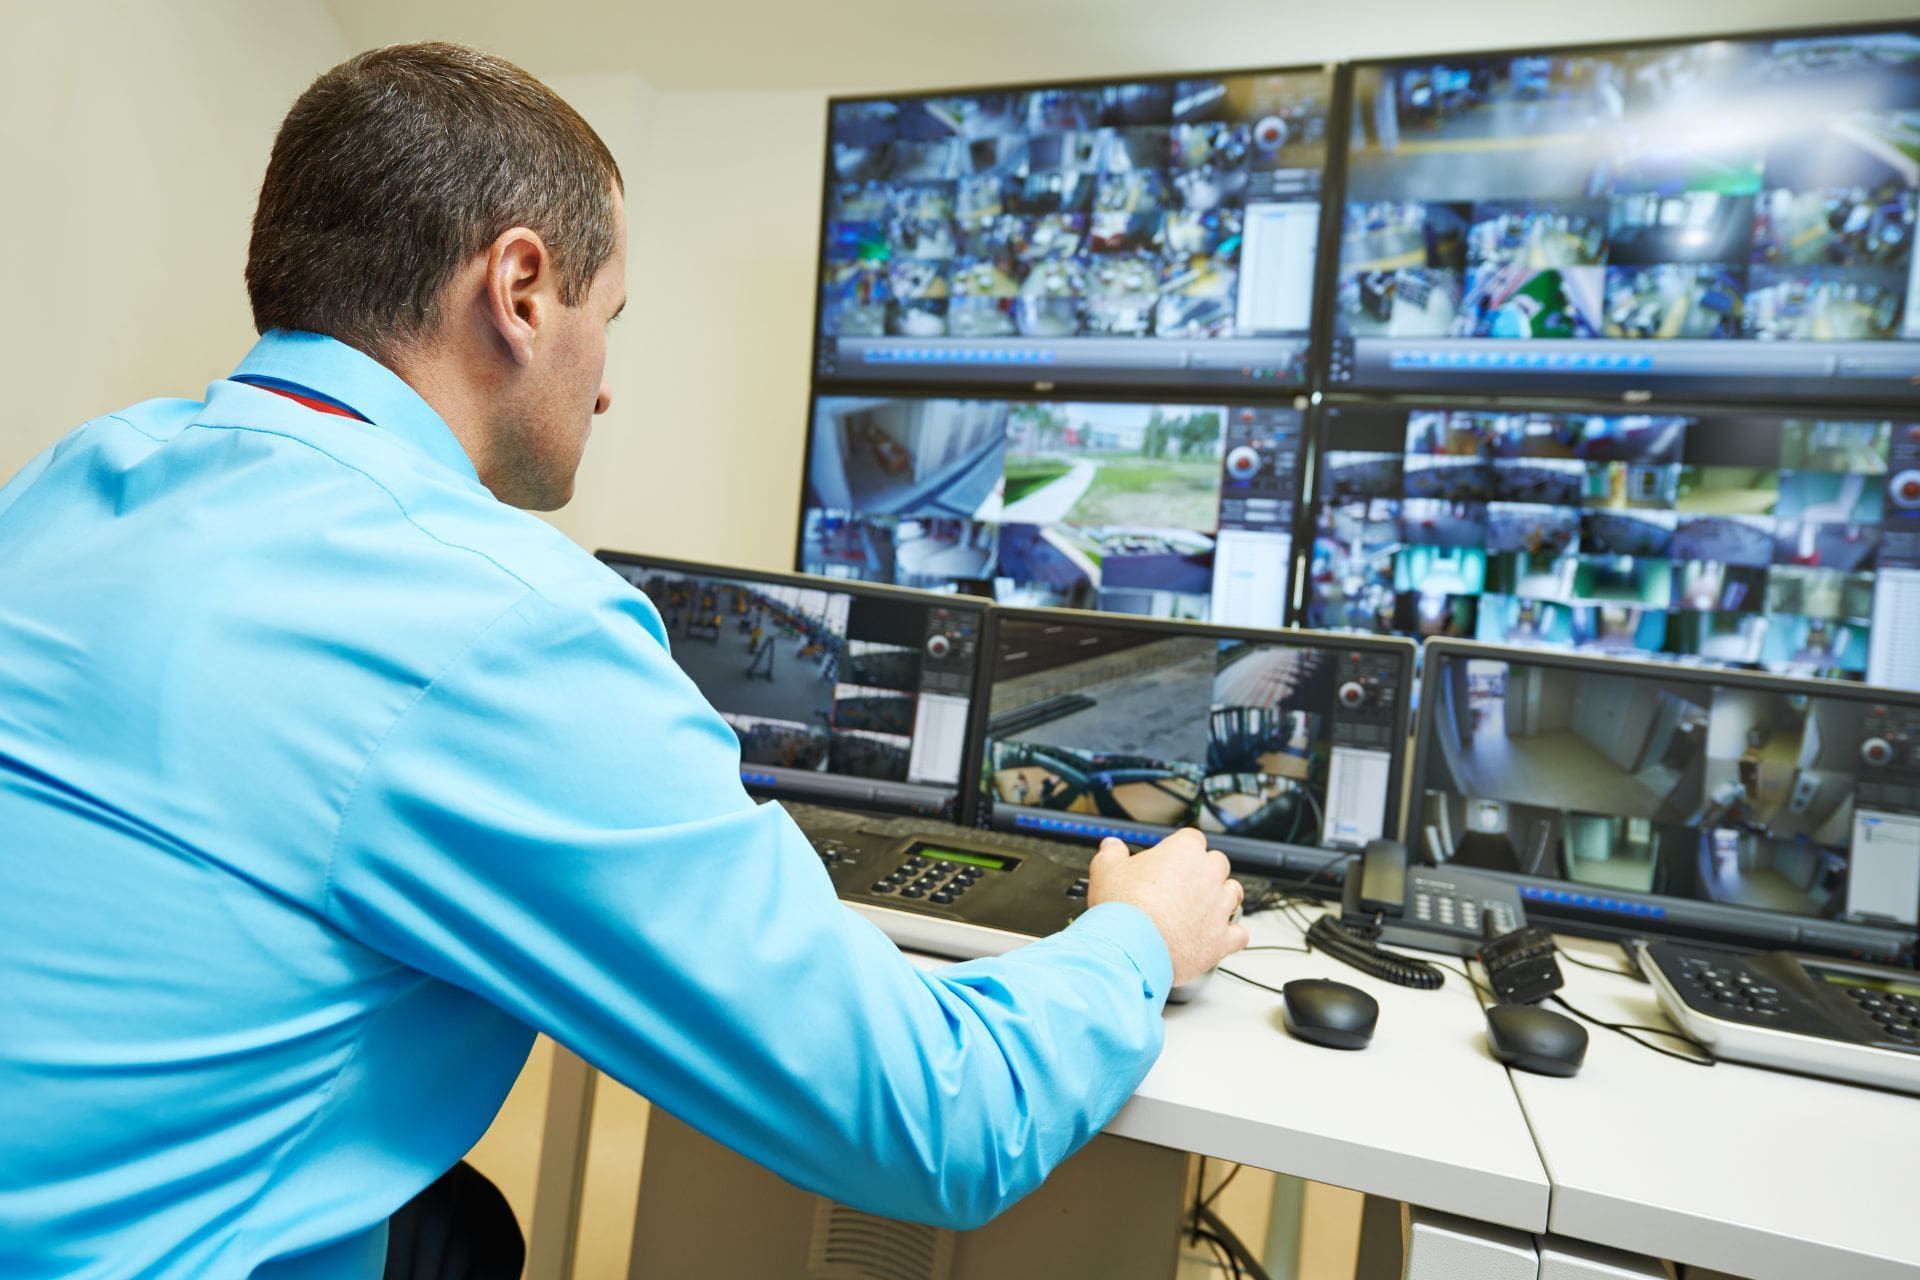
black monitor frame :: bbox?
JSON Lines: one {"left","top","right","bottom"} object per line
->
{"left": 1323, "top": 18, "right": 1920, "bottom": 408}
{"left": 967, "top": 603, "right": 1417, "bottom": 878}
{"left": 596, "top": 550, "right": 995, "bottom": 823}
{"left": 1409, "top": 636, "right": 1920, "bottom": 963}
{"left": 808, "top": 60, "right": 1343, "bottom": 398}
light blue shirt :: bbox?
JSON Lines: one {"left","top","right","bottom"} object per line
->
{"left": 0, "top": 330, "right": 1172, "bottom": 1277}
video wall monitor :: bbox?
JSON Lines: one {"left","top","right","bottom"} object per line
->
{"left": 1412, "top": 640, "right": 1920, "bottom": 964}
{"left": 798, "top": 392, "right": 1306, "bottom": 629}
{"left": 597, "top": 553, "right": 986, "bottom": 822}
{"left": 812, "top": 66, "right": 1334, "bottom": 391}
{"left": 973, "top": 608, "right": 1415, "bottom": 877}
{"left": 1306, "top": 400, "right": 1920, "bottom": 690}
{"left": 1328, "top": 25, "right": 1920, "bottom": 403}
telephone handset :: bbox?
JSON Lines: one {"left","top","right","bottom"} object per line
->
{"left": 1340, "top": 839, "right": 1528, "bottom": 959}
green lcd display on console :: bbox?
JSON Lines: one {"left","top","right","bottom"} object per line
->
{"left": 904, "top": 843, "right": 1017, "bottom": 872}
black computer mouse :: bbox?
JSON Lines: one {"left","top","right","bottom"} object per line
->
{"left": 1281, "top": 978, "right": 1379, "bottom": 1050}
{"left": 1485, "top": 1003, "right": 1587, "bottom": 1077}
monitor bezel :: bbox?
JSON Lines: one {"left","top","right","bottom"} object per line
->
{"left": 595, "top": 549, "right": 996, "bottom": 823}
{"left": 969, "top": 603, "right": 1418, "bottom": 860}
{"left": 806, "top": 59, "right": 1342, "bottom": 399}
{"left": 1408, "top": 635, "right": 1920, "bottom": 954}
{"left": 1325, "top": 17, "right": 1920, "bottom": 409}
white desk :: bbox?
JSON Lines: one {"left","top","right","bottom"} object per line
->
{"left": 1511, "top": 942, "right": 1920, "bottom": 1280}
{"left": 543, "top": 904, "right": 1920, "bottom": 1280}
{"left": 1112, "top": 908, "right": 1551, "bottom": 1235}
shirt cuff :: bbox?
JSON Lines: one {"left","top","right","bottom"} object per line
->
{"left": 1067, "top": 902, "right": 1174, "bottom": 1003}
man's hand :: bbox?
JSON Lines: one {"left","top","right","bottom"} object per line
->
{"left": 1087, "top": 829, "right": 1247, "bottom": 989}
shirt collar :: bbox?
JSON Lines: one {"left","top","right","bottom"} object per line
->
{"left": 228, "top": 329, "right": 481, "bottom": 483}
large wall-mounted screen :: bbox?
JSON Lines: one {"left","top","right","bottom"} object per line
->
{"left": 813, "top": 67, "right": 1333, "bottom": 391}
{"left": 1328, "top": 26, "right": 1920, "bottom": 403}
{"left": 799, "top": 393, "right": 1305, "bottom": 628}
{"left": 1307, "top": 401, "right": 1920, "bottom": 689}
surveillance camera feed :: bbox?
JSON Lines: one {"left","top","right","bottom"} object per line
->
{"left": 799, "top": 394, "right": 1303, "bottom": 628}
{"left": 1328, "top": 27, "right": 1920, "bottom": 401}
{"left": 814, "top": 67, "right": 1332, "bottom": 390}
{"left": 1307, "top": 401, "right": 1920, "bottom": 689}
{"left": 977, "top": 615, "right": 1409, "bottom": 871}
{"left": 602, "top": 559, "right": 984, "bottom": 820}
{"left": 1416, "top": 647, "right": 1920, "bottom": 959}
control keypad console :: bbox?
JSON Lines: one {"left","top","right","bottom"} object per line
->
{"left": 1641, "top": 940, "right": 1920, "bottom": 1094}
{"left": 1668, "top": 952, "right": 1794, "bottom": 1023}
{"left": 790, "top": 801, "right": 1104, "bottom": 943}
{"left": 868, "top": 848, "right": 1016, "bottom": 905}
{"left": 787, "top": 800, "right": 1272, "bottom": 962}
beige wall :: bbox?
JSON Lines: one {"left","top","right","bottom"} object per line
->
{"left": 0, "top": 0, "right": 350, "bottom": 484}
{"left": 542, "top": 76, "right": 823, "bottom": 570}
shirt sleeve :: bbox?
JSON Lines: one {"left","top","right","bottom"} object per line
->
{"left": 323, "top": 585, "right": 1172, "bottom": 1230}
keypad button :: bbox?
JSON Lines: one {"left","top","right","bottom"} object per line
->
{"left": 900, "top": 887, "right": 925, "bottom": 899}
{"left": 931, "top": 891, "right": 954, "bottom": 905}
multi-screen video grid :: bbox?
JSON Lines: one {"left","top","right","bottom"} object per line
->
{"left": 1309, "top": 402, "right": 1920, "bottom": 688}
{"left": 1330, "top": 28, "right": 1920, "bottom": 399}
{"left": 800, "top": 394, "right": 1301, "bottom": 627}
{"left": 815, "top": 69, "right": 1331, "bottom": 389}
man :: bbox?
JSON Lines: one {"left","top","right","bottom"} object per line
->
{"left": 0, "top": 44, "right": 1246, "bottom": 1278}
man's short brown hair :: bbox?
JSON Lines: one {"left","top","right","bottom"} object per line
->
{"left": 246, "top": 43, "right": 622, "bottom": 362}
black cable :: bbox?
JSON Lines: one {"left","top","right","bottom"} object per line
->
{"left": 1245, "top": 848, "right": 1352, "bottom": 916}
{"left": 1199, "top": 1161, "right": 1244, "bottom": 1215}
{"left": 1219, "top": 965, "right": 1289, "bottom": 998}
{"left": 1558, "top": 948, "right": 1640, "bottom": 979}
{"left": 1275, "top": 896, "right": 1320, "bottom": 941}
{"left": 1190, "top": 1228, "right": 1243, "bottom": 1280}
{"left": 1305, "top": 914, "right": 1445, "bottom": 989}
{"left": 1548, "top": 993, "right": 1716, "bottom": 1067}
{"left": 1432, "top": 959, "right": 1498, "bottom": 1002}
{"left": 1194, "top": 1203, "right": 1273, "bottom": 1280}
{"left": 1240, "top": 942, "right": 1313, "bottom": 956}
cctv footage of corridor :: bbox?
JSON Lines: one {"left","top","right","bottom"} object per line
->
{"left": 607, "top": 562, "right": 983, "bottom": 819}
{"left": 1416, "top": 649, "right": 1920, "bottom": 934}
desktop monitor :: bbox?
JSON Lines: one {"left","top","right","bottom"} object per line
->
{"left": 972, "top": 608, "right": 1415, "bottom": 877}
{"left": 1327, "top": 23, "right": 1920, "bottom": 403}
{"left": 798, "top": 392, "right": 1306, "bottom": 629}
{"left": 1306, "top": 399, "right": 1920, "bottom": 690}
{"left": 812, "top": 65, "right": 1334, "bottom": 391}
{"left": 597, "top": 552, "right": 987, "bottom": 821}
{"left": 1411, "top": 639, "right": 1920, "bottom": 963}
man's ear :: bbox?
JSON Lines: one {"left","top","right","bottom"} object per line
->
{"left": 482, "top": 227, "right": 551, "bottom": 367}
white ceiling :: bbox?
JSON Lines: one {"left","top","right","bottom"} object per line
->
{"left": 321, "top": 0, "right": 1920, "bottom": 94}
